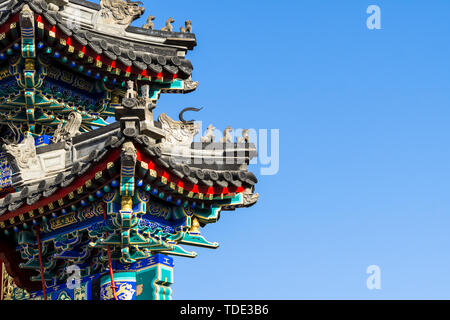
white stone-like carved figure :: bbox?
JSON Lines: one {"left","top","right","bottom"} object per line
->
{"left": 98, "top": 0, "right": 145, "bottom": 26}
{"left": 220, "top": 126, "right": 233, "bottom": 143}
{"left": 159, "top": 113, "right": 200, "bottom": 146}
{"left": 201, "top": 124, "right": 215, "bottom": 143}
{"left": 161, "top": 17, "right": 174, "bottom": 32}
{"left": 126, "top": 80, "right": 137, "bottom": 98}
{"left": 183, "top": 77, "right": 199, "bottom": 92}
{"left": 1, "top": 123, "right": 21, "bottom": 145}
{"left": 242, "top": 189, "right": 259, "bottom": 207}
{"left": 52, "top": 112, "right": 82, "bottom": 143}
{"left": 237, "top": 129, "right": 250, "bottom": 143}
{"left": 4, "top": 134, "right": 38, "bottom": 169}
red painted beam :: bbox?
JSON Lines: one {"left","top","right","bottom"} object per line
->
{"left": 136, "top": 147, "right": 242, "bottom": 196}
{"left": 0, "top": 148, "right": 121, "bottom": 223}
{"left": 0, "top": 13, "right": 19, "bottom": 34}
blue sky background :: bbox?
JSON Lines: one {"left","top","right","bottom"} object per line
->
{"left": 132, "top": 0, "right": 450, "bottom": 299}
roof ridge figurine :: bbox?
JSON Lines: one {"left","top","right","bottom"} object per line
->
{"left": 161, "top": 17, "right": 175, "bottom": 32}
{"left": 98, "top": 0, "right": 145, "bottom": 26}
{"left": 3, "top": 134, "right": 38, "bottom": 170}
{"left": 220, "top": 126, "right": 233, "bottom": 143}
{"left": 201, "top": 124, "right": 216, "bottom": 143}
{"left": 142, "top": 14, "right": 155, "bottom": 30}
{"left": 52, "top": 112, "right": 82, "bottom": 144}
{"left": 237, "top": 129, "right": 251, "bottom": 144}
{"left": 180, "top": 20, "right": 192, "bottom": 33}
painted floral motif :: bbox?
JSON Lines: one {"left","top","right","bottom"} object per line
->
{"left": 101, "top": 282, "right": 136, "bottom": 300}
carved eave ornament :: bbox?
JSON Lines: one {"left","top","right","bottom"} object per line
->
{"left": 158, "top": 113, "right": 199, "bottom": 147}
{"left": 3, "top": 135, "right": 39, "bottom": 171}
{"left": 242, "top": 189, "right": 259, "bottom": 207}
{"left": 95, "top": 0, "right": 145, "bottom": 28}
{"left": 183, "top": 77, "right": 199, "bottom": 93}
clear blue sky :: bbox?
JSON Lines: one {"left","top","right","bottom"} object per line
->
{"left": 133, "top": 0, "right": 450, "bottom": 299}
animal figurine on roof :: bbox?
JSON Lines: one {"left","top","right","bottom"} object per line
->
{"left": 161, "top": 17, "right": 175, "bottom": 32}
{"left": 180, "top": 20, "right": 192, "bottom": 33}
{"left": 3, "top": 134, "right": 38, "bottom": 170}
{"left": 237, "top": 129, "right": 250, "bottom": 143}
{"left": 220, "top": 126, "right": 233, "bottom": 143}
{"left": 99, "top": 0, "right": 145, "bottom": 26}
{"left": 201, "top": 124, "right": 216, "bottom": 143}
{"left": 142, "top": 14, "right": 155, "bottom": 30}
{"left": 52, "top": 112, "right": 82, "bottom": 143}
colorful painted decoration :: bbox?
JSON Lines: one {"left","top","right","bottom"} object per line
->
{"left": 0, "top": 0, "right": 258, "bottom": 301}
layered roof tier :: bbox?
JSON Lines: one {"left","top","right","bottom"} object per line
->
{"left": 0, "top": 0, "right": 259, "bottom": 295}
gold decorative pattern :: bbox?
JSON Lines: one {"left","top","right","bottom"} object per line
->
{"left": 74, "top": 284, "right": 87, "bottom": 300}
{"left": 121, "top": 196, "right": 133, "bottom": 212}
{"left": 190, "top": 217, "right": 200, "bottom": 233}
{"left": 1, "top": 263, "right": 16, "bottom": 300}
{"left": 0, "top": 68, "right": 10, "bottom": 79}
{"left": 149, "top": 169, "right": 157, "bottom": 179}
{"left": 50, "top": 212, "right": 77, "bottom": 230}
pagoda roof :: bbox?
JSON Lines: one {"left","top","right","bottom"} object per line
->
{"left": 1, "top": 0, "right": 197, "bottom": 47}
{"left": 0, "top": 0, "right": 196, "bottom": 82}
{"left": 0, "top": 115, "right": 258, "bottom": 230}
{"left": 0, "top": 1, "right": 259, "bottom": 294}
{"left": 0, "top": 112, "right": 259, "bottom": 291}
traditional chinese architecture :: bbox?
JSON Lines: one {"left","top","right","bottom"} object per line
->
{"left": 0, "top": 0, "right": 258, "bottom": 300}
